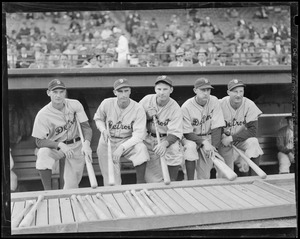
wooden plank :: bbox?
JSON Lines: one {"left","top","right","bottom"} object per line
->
{"left": 204, "top": 186, "right": 244, "bottom": 209}
{"left": 164, "top": 189, "right": 197, "bottom": 213}
{"left": 35, "top": 199, "right": 48, "bottom": 227}
{"left": 245, "top": 184, "right": 291, "bottom": 205}
{"left": 154, "top": 189, "right": 186, "bottom": 214}
{"left": 113, "top": 192, "right": 136, "bottom": 218}
{"left": 184, "top": 187, "right": 220, "bottom": 211}
{"left": 225, "top": 185, "right": 265, "bottom": 207}
{"left": 253, "top": 180, "right": 296, "bottom": 203}
{"left": 59, "top": 197, "right": 75, "bottom": 224}
{"left": 212, "top": 185, "right": 254, "bottom": 208}
{"left": 91, "top": 195, "right": 113, "bottom": 219}
{"left": 11, "top": 201, "right": 25, "bottom": 223}
{"left": 48, "top": 198, "right": 61, "bottom": 225}
{"left": 174, "top": 188, "right": 209, "bottom": 212}
{"left": 145, "top": 190, "right": 173, "bottom": 214}
{"left": 102, "top": 193, "right": 125, "bottom": 217}
{"left": 231, "top": 184, "right": 274, "bottom": 206}
{"left": 194, "top": 187, "right": 232, "bottom": 210}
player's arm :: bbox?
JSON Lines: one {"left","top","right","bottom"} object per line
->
{"left": 276, "top": 128, "right": 293, "bottom": 154}
{"left": 80, "top": 121, "right": 92, "bottom": 143}
{"left": 231, "top": 120, "right": 258, "bottom": 142}
{"left": 184, "top": 133, "right": 206, "bottom": 146}
{"left": 35, "top": 138, "right": 60, "bottom": 149}
{"left": 211, "top": 127, "right": 222, "bottom": 149}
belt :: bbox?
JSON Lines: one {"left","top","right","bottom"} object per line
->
{"left": 197, "top": 133, "right": 211, "bottom": 136}
{"left": 63, "top": 137, "right": 81, "bottom": 145}
{"left": 149, "top": 132, "right": 167, "bottom": 138}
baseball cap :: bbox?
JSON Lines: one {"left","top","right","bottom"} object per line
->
{"left": 114, "top": 78, "right": 131, "bottom": 90}
{"left": 228, "top": 79, "right": 245, "bottom": 91}
{"left": 48, "top": 79, "right": 66, "bottom": 91}
{"left": 155, "top": 75, "right": 173, "bottom": 87}
{"left": 175, "top": 48, "right": 184, "bottom": 56}
{"left": 194, "top": 78, "right": 214, "bottom": 89}
{"left": 285, "top": 115, "right": 293, "bottom": 120}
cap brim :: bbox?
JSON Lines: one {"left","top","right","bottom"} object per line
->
{"left": 50, "top": 86, "right": 66, "bottom": 91}
{"left": 197, "top": 85, "right": 214, "bottom": 89}
{"left": 155, "top": 80, "right": 172, "bottom": 87}
{"left": 229, "top": 84, "right": 245, "bottom": 91}
{"left": 114, "top": 84, "right": 131, "bottom": 90}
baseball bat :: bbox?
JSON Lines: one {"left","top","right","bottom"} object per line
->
{"left": 153, "top": 116, "right": 171, "bottom": 185}
{"left": 77, "top": 195, "right": 98, "bottom": 221}
{"left": 211, "top": 150, "right": 238, "bottom": 181}
{"left": 124, "top": 190, "right": 145, "bottom": 217}
{"left": 96, "top": 193, "right": 127, "bottom": 219}
{"left": 106, "top": 121, "right": 115, "bottom": 186}
{"left": 130, "top": 190, "right": 155, "bottom": 216}
{"left": 85, "top": 195, "right": 109, "bottom": 220}
{"left": 143, "top": 189, "right": 171, "bottom": 214}
{"left": 71, "top": 195, "right": 88, "bottom": 222}
{"left": 232, "top": 145, "right": 267, "bottom": 179}
{"left": 140, "top": 189, "right": 163, "bottom": 215}
{"left": 75, "top": 114, "right": 98, "bottom": 189}
{"left": 12, "top": 200, "right": 34, "bottom": 228}
{"left": 19, "top": 195, "right": 44, "bottom": 228}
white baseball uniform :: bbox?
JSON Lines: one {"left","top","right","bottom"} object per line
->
{"left": 181, "top": 95, "right": 226, "bottom": 179}
{"left": 32, "top": 98, "right": 88, "bottom": 189}
{"left": 94, "top": 97, "right": 149, "bottom": 186}
{"left": 218, "top": 96, "right": 264, "bottom": 171}
{"left": 139, "top": 94, "right": 184, "bottom": 183}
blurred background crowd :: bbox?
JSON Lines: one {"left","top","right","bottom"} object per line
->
{"left": 6, "top": 6, "right": 292, "bottom": 69}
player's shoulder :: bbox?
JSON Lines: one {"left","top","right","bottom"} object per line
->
{"left": 140, "top": 94, "right": 155, "bottom": 102}
{"left": 169, "top": 97, "right": 181, "bottom": 108}
{"left": 181, "top": 97, "right": 194, "bottom": 107}
{"left": 218, "top": 96, "right": 229, "bottom": 104}
{"left": 209, "top": 95, "right": 220, "bottom": 102}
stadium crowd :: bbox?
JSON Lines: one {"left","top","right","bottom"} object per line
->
{"left": 6, "top": 7, "right": 291, "bottom": 69}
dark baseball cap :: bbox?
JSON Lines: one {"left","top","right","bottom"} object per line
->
{"left": 114, "top": 78, "right": 131, "bottom": 90}
{"left": 228, "top": 79, "right": 245, "bottom": 91}
{"left": 194, "top": 78, "right": 214, "bottom": 89}
{"left": 155, "top": 75, "right": 173, "bottom": 87}
{"left": 48, "top": 79, "right": 66, "bottom": 91}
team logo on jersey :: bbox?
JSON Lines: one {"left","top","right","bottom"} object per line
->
{"left": 225, "top": 118, "right": 246, "bottom": 128}
{"left": 55, "top": 117, "right": 75, "bottom": 135}
{"left": 108, "top": 120, "right": 134, "bottom": 131}
{"left": 192, "top": 114, "right": 212, "bottom": 126}
{"left": 157, "top": 117, "right": 171, "bottom": 126}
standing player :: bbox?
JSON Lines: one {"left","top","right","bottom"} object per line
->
{"left": 218, "top": 79, "right": 264, "bottom": 176}
{"left": 94, "top": 78, "right": 149, "bottom": 186}
{"left": 32, "top": 79, "right": 93, "bottom": 190}
{"left": 276, "top": 116, "right": 294, "bottom": 174}
{"left": 181, "top": 78, "right": 225, "bottom": 180}
{"left": 139, "top": 75, "right": 183, "bottom": 183}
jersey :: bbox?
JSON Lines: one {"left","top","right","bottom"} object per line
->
{"left": 139, "top": 94, "right": 183, "bottom": 139}
{"left": 219, "top": 96, "right": 262, "bottom": 135}
{"left": 93, "top": 97, "right": 147, "bottom": 143}
{"left": 181, "top": 95, "right": 225, "bottom": 135}
{"left": 32, "top": 99, "right": 88, "bottom": 142}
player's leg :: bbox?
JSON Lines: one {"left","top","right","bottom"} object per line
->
{"left": 278, "top": 152, "right": 291, "bottom": 174}
{"left": 182, "top": 139, "right": 198, "bottom": 180}
{"left": 36, "top": 147, "right": 64, "bottom": 190}
{"left": 164, "top": 140, "right": 183, "bottom": 181}
{"left": 124, "top": 141, "right": 149, "bottom": 184}
{"left": 195, "top": 150, "right": 214, "bottom": 179}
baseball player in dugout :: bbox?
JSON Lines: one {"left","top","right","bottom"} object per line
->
{"left": 218, "top": 79, "right": 264, "bottom": 176}
{"left": 276, "top": 116, "right": 294, "bottom": 174}
{"left": 93, "top": 78, "right": 150, "bottom": 186}
{"left": 181, "top": 78, "right": 225, "bottom": 180}
{"left": 32, "top": 79, "right": 93, "bottom": 190}
{"left": 139, "top": 75, "right": 184, "bottom": 183}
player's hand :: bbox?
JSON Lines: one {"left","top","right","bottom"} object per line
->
{"left": 201, "top": 140, "right": 216, "bottom": 155}
{"left": 58, "top": 142, "right": 74, "bottom": 159}
{"left": 288, "top": 152, "right": 295, "bottom": 163}
{"left": 112, "top": 145, "right": 124, "bottom": 163}
{"left": 235, "top": 157, "right": 249, "bottom": 172}
{"left": 81, "top": 140, "right": 93, "bottom": 163}
{"left": 147, "top": 106, "right": 157, "bottom": 118}
{"left": 102, "top": 129, "right": 110, "bottom": 143}
{"left": 221, "top": 135, "right": 233, "bottom": 147}
{"left": 154, "top": 141, "right": 169, "bottom": 156}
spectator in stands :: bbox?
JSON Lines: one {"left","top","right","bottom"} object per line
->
{"left": 212, "top": 51, "right": 235, "bottom": 66}
{"left": 47, "top": 26, "right": 60, "bottom": 43}
{"left": 29, "top": 53, "right": 47, "bottom": 69}
{"left": 16, "top": 21, "right": 31, "bottom": 39}
{"left": 202, "top": 26, "right": 214, "bottom": 42}
{"left": 280, "top": 41, "right": 291, "bottom": 65}
{"left": 276, "top": 20, "right": 289, "bottom": 40}
{"left": 7, "top": 47, "right": 18, "bottom": 69}
{"left": 184, "top": 48, "right": 196, "bottom": 65}
{"left": 113, "top": 27, "right": 129, "bottom": 67}
{"left": 259, "top": 41, "right": 278, "bottom": 65}
{"left": 16, "top": 46, "right": 34, "bottom": 68}
{"left": 16, "top": 35, "right": 31, "bottom": 51}
{"left": 211, "top": 24, "right": 225, "bottom": 40}
{"left": 230, "top": 8, "right": 239, "bottom": 18}
{"left": 156, "top": 36, "right": 169, "bottom": 65}
{"left": 193, "top": 48, "right": 210, "bottom": 66}
{"left": 276, "top": 116, "right": 294, "bottom": 174}
{"left": 83, "top": 54, "right": 101, "bottom": 68}
{"left": 132, "top": 11, "right": 141, "bottom": 29}
{"left": 253, "top": 32, "right": 265, "bottom": 47}
{"left": 102, "top": 49, "right": 120, "bottom": 68}
{"left": 125, "top": 11, "right": 134, "bottom": 34}
{"left": 47, "top": 48, "right": 62, "bottom": 68}
{"left": 206, "top": 41, "right": 219, "bottom": 63}
{"left": 169, "top": 48, "right": 193, "bottom": 67}
{"left": 149, "top": 17, "right": 159, "bottom": 31}
{"left": 246, "top": 42, "right": 262, "bottom": 65}
{"left": 57, "top": 54, "right": 72, "bottom": 68}
{"left": 101, "top": 23, "right": 113, "bottom": 40}
{"left": 63, "top": 43, "right": 78, "bottom": 67}
{"left": 77, "top": 46, "right": 90, "bottom": 67}
{"left": 203, "top": 16, "right": 213, "bottom": 28}
{"left": 253, "top": 6, "right": 268, "bottom": 19}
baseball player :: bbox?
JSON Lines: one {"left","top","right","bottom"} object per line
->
{"left": 94, "top": 78, "right": 149, "bottom": 186}
{"left": 139, "top": 75, "right": 184, "bottom": 183}
{"left": 276, "top": 116, "right": 294, "bottom": 174}
{"left": 218, "top": 79, "right": 264, "bottom": 176}
{"left": 32, "top": 79, "right": 93, "bottom": 190}
{"left": 181, "top": 78, "right": 225, "bottom": 180}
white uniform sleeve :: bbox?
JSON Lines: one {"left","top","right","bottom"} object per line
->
{"left": 181, "top": 104, "right": 194, "bottom": 134}
{"left": 211, "top": 97, "right": 226, "bottom": 129}
{"left": 245, "top": 99, "right": 263, "bottom": 122}
{"left": 32, "top": 111, "right": 50, "bottom": 139}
